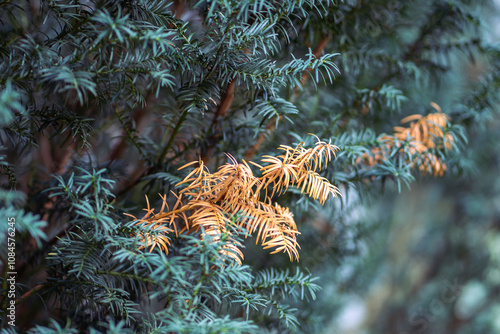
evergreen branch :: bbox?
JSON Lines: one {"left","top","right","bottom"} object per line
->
{"left": 113, "top": 104, "right": 146, "bottom": 159}
{"left": 244, "top": 34, "right": 333, "bottom": 159}
{"left": 296, "top": 33, "right": 331, "bottom": 93}
{"left": 129, "top": 136, "right": 340, "bottom": 261}
{"left": 157, "top": 109, "right": 189, "bottom": 164}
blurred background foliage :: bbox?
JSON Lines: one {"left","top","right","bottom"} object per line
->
{"left": 0, "top": 0, "right": 499, "bottom": 333}
{"left": 322, "top": 108, "right": 500, "bottom": 334}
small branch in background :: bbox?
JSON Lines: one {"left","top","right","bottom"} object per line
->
{"left": 203, "top": 80, "right": 236, "bottom": 162}
{"left": 108, "top": 89, "right": 154, "bottom": 166}
{"left": 110, "top": 98, "right": 152, "bottom": 164}
{"left": 16, "top": 284, "right": 44, "bottom": 305}
{"left": 54, "top": 142, "right": 75, "bottom": 176}
{"left": 244, "top": 34, "right": 331, "bottom": 160}
{"left": 173, "top": 0, "right": 184, "bottom": 19}
{"left": 116, "top": 161, "right": 149, "bottom": 197}
{"left": 2, "top": 165, "right": 17, "bottom": 189}
{"left": 294, "top": 34, "right": 331, "bottom": 98}
{"left": 39, "top": 134, "right": 54, "bottom": 176}
{"left": 157, "top": 109, "right": 189, "bottom": 164}
{"left": 244, "top": 119, "right": 279, "bottom": 160}
{"left": 211, "top": 80, "right": 235, "bottom": 129}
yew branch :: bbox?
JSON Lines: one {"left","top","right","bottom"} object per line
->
{"left": 244, "top": 34, "right": 331, "bottom": 160}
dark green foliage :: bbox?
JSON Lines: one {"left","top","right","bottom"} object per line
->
{"left": 22, "top": 169, "right": 320, "bottom": 332}
{"left": 0, "top": 0, "right": 499, "bottom": 333}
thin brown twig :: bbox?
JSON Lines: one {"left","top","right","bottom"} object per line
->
{"left": 109, "top": 97, "right": 151, "bottom": 164}
{"left": 16, "top": 284, "right": 44, "bottom": 305}
{"left": 202, "top": 80, "right": 236, "bottom": 162}
{"left": 244, "top": 34, "right": 331, "bottom": 160}
{"left": 210, "top": 80, "right": 235, "bottom": 128}
{"left": 116, "top": 161, "right": 149, "bottom": 197}
{"left": 294, "top": 34, "right": 331, "bottom": 97}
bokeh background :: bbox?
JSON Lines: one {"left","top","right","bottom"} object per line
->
{"left": 315, "top": 3, "right": 500, "bottom": 332}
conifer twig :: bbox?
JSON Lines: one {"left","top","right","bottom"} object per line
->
{"left": 109, "top": 100, "right": 150, "bottom": 164}
{"left": 244, "top": 34, "right": 331, "bottom": 160}
{"left": 203, "top": 80, "right": 236, "bottom": 162}
{"left": 16, "top": 284, "right": 44, "bottom": 305}
{"left": 157, "top": 109, "right": 189, "bottom": 163}
{"left": 295, "top": 34, "right": 331, "bottom": 96}
{"left": 211, "top": 80, "right": 235, "bottom": 128}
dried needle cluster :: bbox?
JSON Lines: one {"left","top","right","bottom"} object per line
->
{"left": 360, "top": 104, "right": 454, "bottom": 177}
{"left": 126, "top": 138, "right": 340, "bottom": 262}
